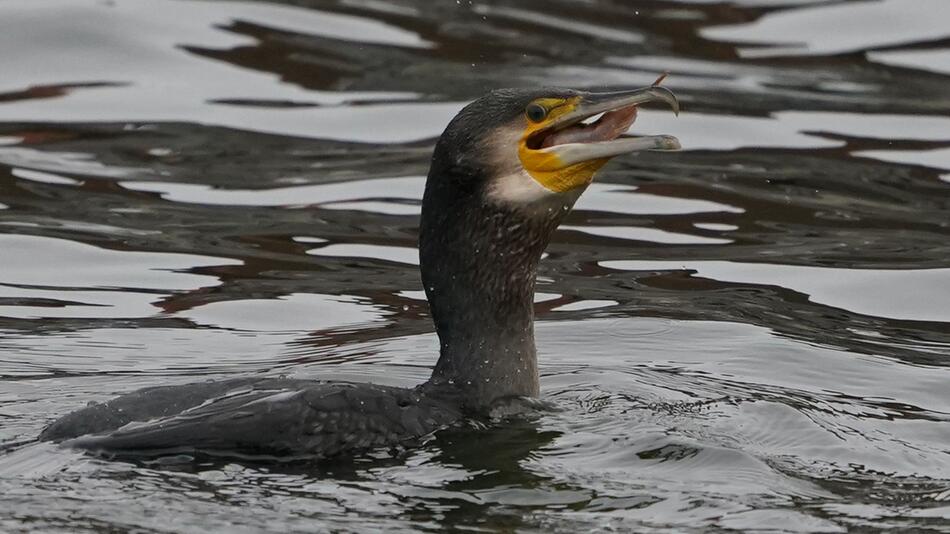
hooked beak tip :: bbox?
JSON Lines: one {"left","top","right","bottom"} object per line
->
{"left": 647, "top": 86, "right": 680, "bottom": 117}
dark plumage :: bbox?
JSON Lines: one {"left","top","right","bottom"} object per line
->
{"left": 41, "top": 379, "right": 461, "bottom": 460}
{"left": 40, "top": 86, "right": 680, "bottom": 461}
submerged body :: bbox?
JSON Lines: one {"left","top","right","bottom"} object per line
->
{"left": 40, "top": 379, "right": 462, "bottom": 460}
{"left": 41, "top": 84, "right": 681, "bottom": 460}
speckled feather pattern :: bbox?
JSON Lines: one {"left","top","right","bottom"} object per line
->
{"left": 41, "top": 378, "right": 462, "bottom": 460}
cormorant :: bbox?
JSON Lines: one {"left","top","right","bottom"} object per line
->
{"left": 40, "top": 85, "right": 681, "bottom": 461}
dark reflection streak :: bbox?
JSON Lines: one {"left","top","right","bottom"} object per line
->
{"left": 209, "top": 98, "right": 320, "bottom": 108}
{"left": 182, "top": 24, "right": 360, "bottom": 92}
{"left": 621, "top": 152, "right": 950, "bottom": 245}
{"left": 305, "top": 0, "right": 567, "bottom": 63}
{"left": 630, "top": 272, "right": 950, "bottom": 367}
{"left": 867, "top": 35, "right": 950, "bottom": 54}
{"left": 0, "top": 122, "right": 433, "bottom": 188}
{"left": 537, "top": 251, "right": 950, "bottom": 369}
{"left": 0, "top": 296, "right": 106, "bottom": 309}
{"left": 812, "top": 134, "right": 950, "bottom": 156}
{"left": 0, "top": 82, "right": 126, "bottom": 104}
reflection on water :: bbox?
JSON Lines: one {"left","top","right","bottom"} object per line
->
{"left": 603, "top": 259, "right": 950, "bottom": 322}
{"left": 702, "top": 0, "right": 948, "bottom": 58}
{"left": 1, "top": 0, "right": 949, "bottom": 532}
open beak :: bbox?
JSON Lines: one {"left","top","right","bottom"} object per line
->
{"left": 528, "top": 86, "right": 681, "bottom": 166}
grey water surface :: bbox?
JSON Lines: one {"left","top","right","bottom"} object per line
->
{"left": 1, "top": 0, "right": 949, "bottom": 532}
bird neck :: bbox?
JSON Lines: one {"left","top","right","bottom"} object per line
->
{"left": 419, "top": 175, "right": 571, "bottom": 411}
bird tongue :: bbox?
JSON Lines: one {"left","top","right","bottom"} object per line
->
{"left": 541, "top": 105, "right": 639, "bottom": 149}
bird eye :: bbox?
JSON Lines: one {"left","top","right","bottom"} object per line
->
{"left": 525, "top": 103, "right": 548, "bottom": 123}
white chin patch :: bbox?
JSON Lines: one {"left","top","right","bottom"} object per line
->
{"left": 485, "top": 169, "right": 557, "bottom": 205}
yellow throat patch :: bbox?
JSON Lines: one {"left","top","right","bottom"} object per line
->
{"left": 517, "top": 96, "right": 609, "bottom": 193}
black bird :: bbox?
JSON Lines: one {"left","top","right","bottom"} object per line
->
{"left": 40, "top": 85, "right": 681, "bottom": 461}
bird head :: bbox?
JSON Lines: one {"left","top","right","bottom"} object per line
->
{"left": 427, "top": 84, "right": 680, "bottom": 208}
